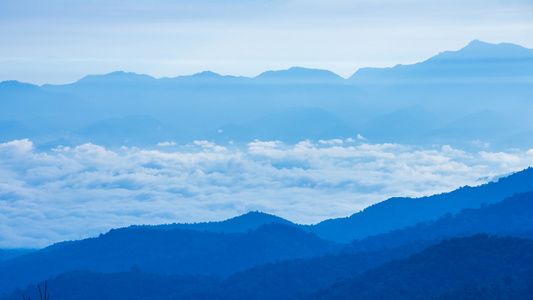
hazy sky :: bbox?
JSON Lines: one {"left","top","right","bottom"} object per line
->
{"left": 1, "top": 0, "right": 532, "bottom": 84}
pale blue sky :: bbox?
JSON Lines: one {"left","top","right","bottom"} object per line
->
{"left": 1, "top": 0, "right": 532, "bottom": 84}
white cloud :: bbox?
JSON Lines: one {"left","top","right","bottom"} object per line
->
{"left": 479, "top": 151, "right": 522, "bottom": 168}
{"left": 319, "top": 139, "right": 343, "bottom": 145}
{"left": 0, "top": 138, "right": 34, "bottom": 155}
{"left": 0, "top": 139, "right": 532, "bottom": 248}
{"left": 157, "top": 141, "right": 177, "bottom": 147}
{"left": 193, "top": 140, "right": 227, "bottom": 152}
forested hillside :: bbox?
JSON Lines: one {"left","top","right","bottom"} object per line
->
{"left": 0, "top": 224, "right": 339, "bottom": 295}
{"left": 9, "top": 235, "right": 533, "bottom": 300}
{"left": 309, "top": 167, "right": 533, "bottom": 242}
{"left": 305, "top": 235, "right": 533, "bottom": 300}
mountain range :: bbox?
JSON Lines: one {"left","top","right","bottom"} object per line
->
{"left": 1, "top": 40, "right": 533, "bottom": 149}
{"left": 2, "top": 167, "right": 533, "bottom": 298}
{"left": 141, "top": 167, "right": 533, "bottom": 243}
{"left": 2, "top": 40, "right": 533, "bottom": 299}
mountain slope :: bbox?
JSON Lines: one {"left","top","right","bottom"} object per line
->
{"left": 348, "top": 40, "right": 533, "bottom": 146}
{"left": 305, "top": 235, "right": 533, "bottom": 300}
{"left": 308, "top": 167, "right": 533, "bottom": 242}
{"left": 69, "top": 71, "right": 158, "bottom": 87}
{"left": 6, "top": 178, "right": 533, "bottom": 299}
{"left": 219, "top": 189, "right": 533, "bottom": 299}
{"left": 349, "top": 40, "right": 533, "bottom": 84}
{"left": 254, "top": 67, "right": 345, "bottom": 84}
{"left": 4, "top": 241, "right": 432, "bottom": 300}
{"left": 138, "top": 168, "right": 533, "bottom": 244}
{"left": 6, "top": 271, "right": 221, "bottom": 300}
{"left": 9, "top": 235, "right": 533, "bottom": 300}
{"left": 0, "top": 224, "right": 339, "bottom": 295}
{"left": 145, "top": 211, "right": 296, "bottom": 233}
{"left": 346, "top": 190, "right": 533, "bottom": 253}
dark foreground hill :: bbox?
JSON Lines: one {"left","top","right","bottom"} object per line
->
{"left": 7, "top": 190, "right": 533, "bottom": 300}
{"left": 305, "top": 235, "right": 533, "bottom": 300}
{"left": 8, "top": 235, "right": 533, "bottom": 300}
{"left": 0, "top": 249, "right": 34, "bottom": 262}
{"left": 347, "top": 190, "right": 533, "bottom": 253}
{"left": 5, "top": 189, "right": 533, "bottom": 299}
{"left": 0, "top": 224, "right": 339, "bottom": 295}
{"left": 5, "top": 242, "right": 431, "bottom": 300}
{"left": 3, "top": 168, "right": 533, "bottom": 298}
{"left": 224, "top": 190, "right": 533, "bottom": 299}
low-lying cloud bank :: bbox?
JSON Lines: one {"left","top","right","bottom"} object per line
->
{"left": 0, "top": 138, "right": 532, "bottom": 248}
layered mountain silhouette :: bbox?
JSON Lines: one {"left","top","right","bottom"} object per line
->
{"left": 4, "top": 241, "right": 432, "bottom": 300}
{"left": 0, "top": 223, "right": 339, "bottom": 295}
{"left": 0, "top": 249, "right": 34, "bottom": 262}
{"left": 2, "top": 40, "right": 533, "bottom": 299}
{"left": 2, "top": 167, "right": 533, "bottom": 298}
{"left": 143, "top": 167, "right": 533, "bottom": 243}
{"left": 1, "top": 40, "right": 532, "bottom": 148}
{"left": 307, "top": 167, "right": 533, "bottom": 242}
{"left": 144, "top": 211, "right": 296, "bottom": 233}
{"left": 6, "top": 217, "right": 533, "bottom": 299}
{"left": 254, "top": 67, "right": 345, "bottom": 84}
{"left": 305, "top": 235, "right": 533, "bottom": 300}
{"left": 349, "top": 40, "right": 533, "bottom": 84}
{"left": 346, "top": 190, "right": 533, "bottom": 252}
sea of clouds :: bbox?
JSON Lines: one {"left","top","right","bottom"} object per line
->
{"left": 1, "top": 138, "right": 532, "bottom": 248}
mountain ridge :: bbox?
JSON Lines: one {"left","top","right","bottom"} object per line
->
{"left": 106, "top": 167, "right": 533, "bottom": 244}
{"left": 306, "top": 167, "right": 533, "bottom": 242}
{"left": 349, "top": 39, "right": 533, "bottom": 84}
{"left": 5, "top": 39, "right": 528, "bottom": 88}
{"left": 3, "top": 39, "right": 532, "bottom": 148}
{"left": 305, "top": 234, "right": 533, "bottom": 300}
{"left": 2, "top": 167, "right": 533, "bottom": 297}
{"left": 0, "top": 223, "right": 340, "bottom": 295}
{"left": 140, "top": 211, "right": 297, "bottom": 233}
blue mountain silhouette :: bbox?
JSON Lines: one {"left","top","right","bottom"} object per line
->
{"left": 349, "top": 40, "right": 533, "bottom": 84}
{"left": 254, "top": 67, "right": 345, "bottom": 84}
{"left": 1, "top": 40, "right": 532, "bottom": 148}
{"left": 146, "top": 211, "right": 295, "bottom": 232}
{"left": 0, "top": 223, "right": 339, "bottom": 295}
{"left": 307, "top": 167, "right": 533, "bottom": 242}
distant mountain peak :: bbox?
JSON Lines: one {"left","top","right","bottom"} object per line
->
{"left": 74, "top": 71, "right": 156, "bottom": 85}
{"left": 255, "top": 67, "right": 344, "bottom": 84}
{"left": 230, "top": 211, "right": 288, "bottom": 222}
{"left": 140, "top": 210, "right": 296, "bottom": 234}
{"left": 160, "top": 70, "right": 249, "bottom": 83}
{"left": 98, "top": 71, "right": 155, "bottom": 79}
{"left": 0, "top": 80, "right": 39, "bottom": 89}
{"left": 190, "top": 70, "right": 223, "bottom": 78}
{"left": 349, "top": 40, "right": 533, "bottom": 82}
{"left": 466, "top": 39, "right": 486, "bottom": 46}
{"left": 256, "top": 66, "right": 341, "bottom": 77}
{"left": 430, "top": 39, "right": 533, "bottom": 61}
